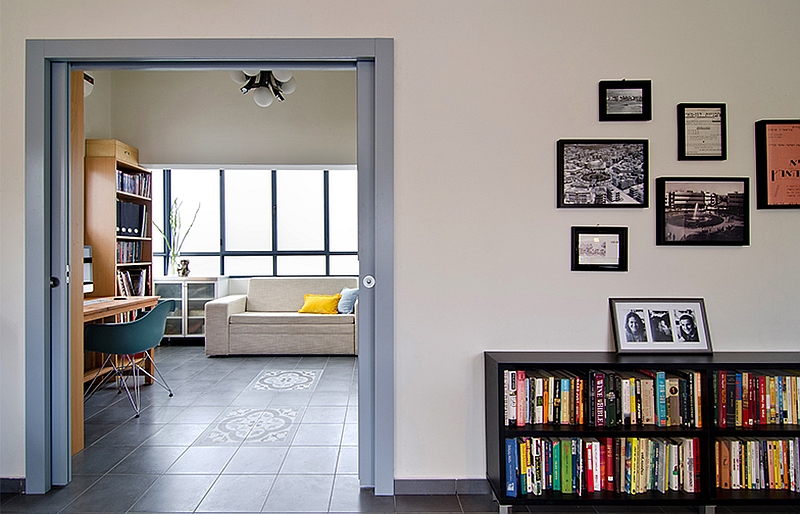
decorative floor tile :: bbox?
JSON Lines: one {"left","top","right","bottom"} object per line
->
{"left": 243, "top": 408, "right": 301, "bottom": 444}
{"left": 250, "top": 370, "right": 320, "bottom": 391}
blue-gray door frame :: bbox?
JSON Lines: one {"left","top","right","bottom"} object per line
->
{"left": 24, "top": 38, "right": 394, "bottom": 495}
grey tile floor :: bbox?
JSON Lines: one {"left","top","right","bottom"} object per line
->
{"left": 1, "top": 345, "right": 798, "bottom": 513}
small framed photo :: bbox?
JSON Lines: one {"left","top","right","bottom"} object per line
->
{"left": 655, "top": 177, "right": 749, "bottom": 246}
{"left": 677, "top": 103, "right": 727, "bottom": 160}
{"left": 599, "top": 80, "right": 652, "bottom": 122}
{"left": 755, "top": 119, "right": 800, "bottom": 209}
{"left": 557, "top": 139, "right": 649, "bottom": 208}
{"left": 609, "top": 298, "right": 712, "bottom": 354}
{"left": 571, "top": 226, "right": 628, "bottom": 272}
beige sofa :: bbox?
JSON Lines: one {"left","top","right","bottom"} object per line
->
{"left": 204, "top": 277, "right": 358, "bottom": 356}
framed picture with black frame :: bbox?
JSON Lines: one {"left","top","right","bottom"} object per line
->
{"left": 557, "top": 139, "right": 649, "bottom": 208}
{"left": 570, "top": 226, "right": 628, "bottom": 272}
{"left": 677, "top": 103, "right": 727, "bottom": 160}
{"left": 755, "top": 119, "right": 800, "bottom": 209}
{"left": 599, "top": 80, "right": 652, "bottom": 122}
{"left": 655, "top": 176, "right": 749, "bottom": 246}
{"left": 609, "top": 297, "right": 712, "bottom": 354}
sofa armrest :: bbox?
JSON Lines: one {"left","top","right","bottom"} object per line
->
{"left": 204, "top": 294, "right": 247, "bottom": 356}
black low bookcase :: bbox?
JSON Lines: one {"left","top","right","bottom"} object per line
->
{"left": 484, "top": 351, "right": 800, "bottom": 513}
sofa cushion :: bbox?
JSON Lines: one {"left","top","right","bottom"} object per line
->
{"left": 230, "top": 312, "right": 355, "bottom": 325}
{"left": 298, "top": 293, "right": 341, "bottom": 314}
{"left": 338, "top": 287, "right": 359, "bottom": 314}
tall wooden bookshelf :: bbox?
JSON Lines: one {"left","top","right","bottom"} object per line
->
{"left": 484, "top": 351, "right": 800, "bottom": 513}
{"left": 84, "top": 139, "right": 153, "bottom": 299}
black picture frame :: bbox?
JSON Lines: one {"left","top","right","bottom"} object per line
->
{"left": 557, "top": 139, "right": 649, "bottom": 208}
{"left": 755, "top": 119, "right": 800, "bottom": 209}
{"left": 655, "top": 177, "right": 749, "bottom": 246}
{"left": 677, "top": 103, "right": 727, "bottom": 160}
{"left": 599, "top": 80, "right": 652, "bottom": 122}
{"left": 609, "top": 297, "right": 712, "bottom": 354}
{"left": 571, "top": 226, "right": 628, "bottom": 272}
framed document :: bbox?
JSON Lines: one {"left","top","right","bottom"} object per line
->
{"left": 677, "top": 103, "right": 727, "bottom": 160}
{"left": 755, "top": 119, "right": 800, "bottom": 209}
{"left": 571, "top": 226, "right": 628, "bottom": 272}
{"left": 598, "top": 80, "right": 652, "bottom": 122}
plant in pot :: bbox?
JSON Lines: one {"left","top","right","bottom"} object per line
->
{"left": 153, "top": 198, "right": 200, "bottom": 276}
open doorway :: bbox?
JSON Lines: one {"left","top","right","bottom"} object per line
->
{"left": 24, "top": 38, "right": 394, "bottom": 496}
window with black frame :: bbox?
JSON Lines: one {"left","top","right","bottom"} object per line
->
{"left": 151, "top": 167, "right": 358, "bottom": 277}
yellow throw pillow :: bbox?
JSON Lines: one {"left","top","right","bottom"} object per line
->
{"left": 298, "top": 293, "right": 342, "bottom": 314}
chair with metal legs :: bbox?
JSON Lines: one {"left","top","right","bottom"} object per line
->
{"left": 83, "top": 299, "right": 175, "bottom": 417}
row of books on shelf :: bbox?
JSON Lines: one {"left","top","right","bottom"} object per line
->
{"left": 504, "top": 369, "right": 702, "bottom": 429}
{"left": 504, "top": 436, "right": 700, "bottom": 498}
{"left": 716, "top": 437, "right": 800, "bottom": 492}
{"left": 713, "top": 370, "right": 800, "bottom": 428}
{"left": 116, "top": 169, "right": 151, "bottom": 198}
{"left": 116, "top": 268, "right": 148, "bottom": 297}
{"left": 116, "top": 200, "right": 148, "bottom": 237}
{"left": 116, "top": 241, "right": 143, "bottom": 264}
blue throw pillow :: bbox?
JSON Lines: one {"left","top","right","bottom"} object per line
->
{"left": 338, "top": 287, "right": 359, "bottom": 314}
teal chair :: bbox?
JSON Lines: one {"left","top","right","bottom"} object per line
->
{"left": 84, "top": 299, "right": 175, "bottom": 417}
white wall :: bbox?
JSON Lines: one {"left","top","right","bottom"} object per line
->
{"left": 2, "top": 0, "right": 800, "bottom": 482}
{"left": 85, "top": 70, "right": 356, "bottom": 165}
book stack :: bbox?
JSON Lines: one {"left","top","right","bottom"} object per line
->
{"left": 504, "top": 435, "right": 701, "bottom": 497}
{"left": 116, "top": 269, "right": 148, "bottom": 297}
{"left": 716, "top": 437, "right": 800, "bottom": 492}
{"left": 504, "top": 368, "right": 702, "bottom": 428}
{"left": 713, "top": 370, "right": 800, "bottom": 428}
{"left": 116, "top": 241, "right": 142, "bottom": 264}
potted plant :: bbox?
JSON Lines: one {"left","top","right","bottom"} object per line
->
{"left": 153, "top": 198, "right": 200, "bottom": 275}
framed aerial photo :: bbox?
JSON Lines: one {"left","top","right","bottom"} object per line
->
{"left": 655, "top": 177, "right": 749, "bottom": 246}
{"left": 599, "top": 80, "right": 652, "bottom": 122}
{"left": 571, "top": 226, "right": 628, "bottom": 272}
{"left": 557, "top": 139, "right": 649, "bottom": 208}
{"left": 609, "top": 298, "right": 712, "bottom": 354}
{"left": 755, "top": 119, "right": 800, "bottom": 209}
{"left": 677, "top": 103, "right": 727, "bottom": 160}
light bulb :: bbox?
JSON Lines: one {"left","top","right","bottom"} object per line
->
{"left": 230, "top": 70, "right": 249, "bottom": 85}
{"left": 253, "top": 87, "right": 274, "bottom": 107}
{"left": 272, "top": 70, "right": 293, "bottom": 83}
{"left": 243, "top": 69, "right": 260, "bottom": 77}
{"left": 280, "top": 76, "right": 297, "bottom": 95}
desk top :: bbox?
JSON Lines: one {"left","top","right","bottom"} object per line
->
{"left": 83, "top": 295, "right": 159, "bottom": 322}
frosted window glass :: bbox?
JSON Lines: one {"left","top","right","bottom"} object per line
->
{"left": 329, "top": 169, "right": 358, "bottom": 252}
{"left": 277, "top": 256, "right": 326, "bottom": 276}
{"left": 329, "top": 255, "right": 359, "bottom": 276}
{"left": 172, "top": 255, "right": 219, "bottom": 277}
{"left": 225, "top": 170, "right": 272, "bottom": 251}
{"left": 276, "top": 170, "right": 324, "bottom": 251}
{"left": 170, "top": 169, "right": 220, "bottom": 253}
{"left": 224, "top": 256, "right": 274, "bottom": 276}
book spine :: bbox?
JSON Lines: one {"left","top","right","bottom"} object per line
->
{"left": 516, "top": 370, "right": 527, "bottom": 427}
{"left": 595, "top": 372, "right": 605, "bottom": 427}
{"left": 505, "top": 438, "right": 518, "bottom": 497}
{"left": 656, "top": 371, "right": 667, "bottom": 427}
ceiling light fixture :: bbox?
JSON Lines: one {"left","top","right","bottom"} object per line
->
{"left": 230, "top": 70, "right": 297, "bottom": 108}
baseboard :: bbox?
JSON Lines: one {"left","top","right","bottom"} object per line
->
{"left": 1, "top": 478, "right": 25, "bottom": 494}
{"left": 393, "top": 478, "right": 490, "bottom": 495}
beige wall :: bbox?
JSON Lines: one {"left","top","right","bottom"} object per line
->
{"left": 85, "top": 70, "right": 356, "bottom": 165}
{"left": 3, "top": 0, "right": 800, "bottom": 482}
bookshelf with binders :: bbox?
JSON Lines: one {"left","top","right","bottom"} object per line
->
{"left": 485, "top": 351, "right": 800, "bottom": 511}
{"left": 84, "top": 139, "right": 153, "bottom": 302}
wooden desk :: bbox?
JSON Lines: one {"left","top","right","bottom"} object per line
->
{"left": 83, "top": 295, "right": 159, "bottom": 322}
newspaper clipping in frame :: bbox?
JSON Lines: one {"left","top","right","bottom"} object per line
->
{"left": 765, "top": 122, "right": 800, "bottom": 206}
{"left": 684, "top": 106, "right": 723, "bottom": 157}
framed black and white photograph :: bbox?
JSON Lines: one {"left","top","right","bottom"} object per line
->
{"left": 655, "top": 177, "right": 749, "bottom": 246}
{"left": 755, "top": 119, "right": 800, "bottom": 209}
{"left": 557, "top": 139, "right": 649, "bottom": 208}
{"left": 677, "top": 103, "right": 727, "bottom": 160}
{"left": 609, "top": 298, "right": 712, "bottom": 354}
{"left": 599, "top": 80, "right": 652, "bottom": 122}
{"left": 571, "top": 226, "right": 628, "bottom": 272}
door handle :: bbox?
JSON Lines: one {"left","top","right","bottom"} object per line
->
{"left": 50, "top": 276, "right": 60, "bottom": 288}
